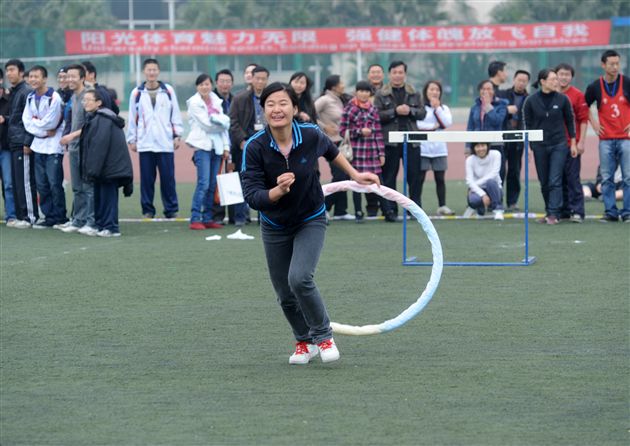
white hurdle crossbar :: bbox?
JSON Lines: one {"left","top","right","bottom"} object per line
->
{"left": 388, "top": 130, "right": 544, "bottom": 267}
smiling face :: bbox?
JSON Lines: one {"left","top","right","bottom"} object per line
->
{"left": 28, "top": 69, "right": 46, "bottom": 92}
{"left": 263, "top": 90, "right": 297, "bottom": 130}
{"left": 57, "top": 71, "right": 67, "bottom": 89}
{"left": 65, "top": 69, "right": 83, "bottom": 92}
{"left": 368, "top": 65, "right": 384, "bottom": 87}
{"left": 556, "top": 69, "right": 573, "bottom": 90}
{"left": 82, "top": 91, "right": 102, "bottom": 113}
{"left": 355, "top": 89, "right": 371, "bottom": 103}
{"left": 426, "top": 82, "right": 441, "bottom": 101}
{"left": 389, "top": 64, "right": 406, "bottom": 88}
{"left": 196, "top": 78, "right": 213, "bottom": 97}
{"left": 473, "top": 143, "right": 489, "bottom": 158}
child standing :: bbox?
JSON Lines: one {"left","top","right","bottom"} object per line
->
{"left": 339, "top": 81, "right": 385, "bottom": 222}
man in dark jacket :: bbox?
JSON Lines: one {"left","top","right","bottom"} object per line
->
{"left": 374, "top": 60, "right": 426, "bottom": 221}
{"left": 212, "top": 68, "right": 235, "bottom": 224}
{"left": 228, "top": 65, "right": 269, "bottom": 226}
{"left": 502, "top": 70, "right": 530, "bottom": 211}
{"left": 4, "top": 59, "right": 37, "bottom": 228}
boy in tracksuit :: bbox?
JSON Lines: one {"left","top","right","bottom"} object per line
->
{"left": 22, "top": 65, "right": 67, "bottom": 228}
{"left": 126, "top": 58, "right": 183, "bottom": 219}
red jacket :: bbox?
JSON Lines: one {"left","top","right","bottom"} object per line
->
{"left": 563, "top": 85, "right": 589, "bottom": 144}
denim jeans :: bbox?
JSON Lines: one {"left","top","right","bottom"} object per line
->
{"left": 0, "top": 150, "right": 16, "bottom": 220}
{"left": 382, "top": 143, "right": 421, "bottom": 215}
{"left": 190, "top": 150, "right": 222, "bottom": 223}
{"left": 261, "top": 216, "right": 332, "bottom": 344}
{"left": 467, "top": 179, "right": 504, "bottom": 214}
{"left": 69, "top": 149, "right": 95, "bottom": 228}
{"left": 599, "top": 139, "right": 630, "bottom": 219}
{"left": 532, "top": 143, "right": 568, "bottom": 217}
{"left": 34, "top": 152, "right": 67, "bottom": 224}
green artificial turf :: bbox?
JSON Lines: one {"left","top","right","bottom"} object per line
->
{"left": 1, "top": 182, "right": 628, "bottom": 445}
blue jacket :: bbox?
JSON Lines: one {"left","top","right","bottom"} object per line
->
{"left": 466, "top": 96, "right": 509, "bottom": 133}
{"left": 241, "top": 121, "right": 339, "bottom": 229}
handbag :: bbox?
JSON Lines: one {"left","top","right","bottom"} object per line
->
{"left": 216, "top": 172, "right": 245, "bottom": 206}
{"left": 338, "top": 129, "right": 353, "bottom": 161}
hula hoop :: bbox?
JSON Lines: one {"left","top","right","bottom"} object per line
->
{"left": 322, "top": 181, "right": 443, "bottom": 336}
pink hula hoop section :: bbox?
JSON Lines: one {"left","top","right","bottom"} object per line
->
{"left": 321, "top": 181, "right": 443, "bottom": 335}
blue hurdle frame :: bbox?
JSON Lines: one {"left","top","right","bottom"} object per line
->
{"left": 401, "top": 133, "right": 537, "bottom": 267}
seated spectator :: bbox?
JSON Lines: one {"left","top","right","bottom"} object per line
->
{"left": 464, "top": 142, "right": 504, "bottom": 220}
{"left": 583, "top": 165, "right": 624, "bottom": 201}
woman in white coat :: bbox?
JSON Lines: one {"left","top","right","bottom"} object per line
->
{"left": 186, "top": 73, "right": 230, "bottom": 230}
{"left": 416, "top": 80, "right": 454, "bottom": 216}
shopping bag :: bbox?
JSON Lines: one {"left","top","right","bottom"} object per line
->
{"left": 216, "top": 172, "right": 245, "bottom": 206}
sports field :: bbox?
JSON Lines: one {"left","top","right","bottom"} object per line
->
{"left": 1, "top": 182, "right": 628, "bottom": 445}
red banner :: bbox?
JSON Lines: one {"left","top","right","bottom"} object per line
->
{"left": 65, "top": 21, "right": 611, "bottom": 55}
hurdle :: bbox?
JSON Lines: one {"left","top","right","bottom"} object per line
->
{"left": 388, "top": 130, "right": 543, "bottom": 267}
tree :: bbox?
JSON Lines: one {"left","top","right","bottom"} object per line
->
{"left": 491, "top": 0, "right": 630, "bottom": 23}
{"left": 178, "top": 0, "right": 453, "bottom": 29}
{"left": 0, "top": 0, "right": 116, "bottom": 57}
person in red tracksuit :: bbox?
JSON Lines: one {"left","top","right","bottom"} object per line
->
{"left": 556, "top": 63, "right": 589, "bottom": 223}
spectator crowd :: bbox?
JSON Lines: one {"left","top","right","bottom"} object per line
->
{"left": 0, "top": 49, "right": 628, "bottom": 237}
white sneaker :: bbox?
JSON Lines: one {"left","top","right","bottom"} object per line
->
{"left": 78, "top": 225, "right": 98, "bottom": 236}
{"left": 60, "top": 223, "right": 81, "bottom": 233}
{"left": 332, "top": 213, "right": 355, "bottom": 221}
{"left": 318, "top": 338, "right": 340, "bottom": 363}
{"left": 12, "top": 220, "right": 31, "bottom": 229}
{"left": 463, "top": 207, "right": 476, "bottom": 218}
{"left": 54, "top": 221, "right": 73, "bottom": 230}
{"left": 289, "top": 342, "right": 319, "bottom": 365}
{"left": 437, "top": 206, "right": 455, "bottom": 216}
{"left": 97, "top": 229, "right": 121, "bottom": 238}
{"left": 5, "top": 219, "right": 17, "bottom": 227}
{"left": 493, "top": 210, "right": 505, "bottom": 221}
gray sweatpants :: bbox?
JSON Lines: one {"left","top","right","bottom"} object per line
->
{"left": 261, "top": 216, "right": 332, "bottom": 344}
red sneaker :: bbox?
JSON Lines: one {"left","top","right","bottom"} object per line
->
{"left": 189, "top": 222, "right": 206, "bottom": 230}
{"left": 204, "top": 222, "right": 223, "bottom": 229}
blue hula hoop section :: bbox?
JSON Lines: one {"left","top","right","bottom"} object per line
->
{"left": 322, "top": 181, "right": 443, "bottom": 336}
